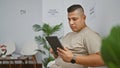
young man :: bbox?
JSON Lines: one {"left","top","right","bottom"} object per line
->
{"left": 50, "top": 4, "right": 107, "bottom": 68}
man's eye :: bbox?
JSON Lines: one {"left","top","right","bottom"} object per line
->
{"left": 72, "top": 18, "right": 77, "bottom": 21}
{"left": 68, "top": 18, "right": 70, "bottom": 21}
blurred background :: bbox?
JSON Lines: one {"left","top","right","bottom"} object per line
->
{"left": 0, "top": 0, "right": 120, "bottom": 63}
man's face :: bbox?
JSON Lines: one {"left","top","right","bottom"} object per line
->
{"left": 68, "top": 10, "right": 86, "bottom": 32}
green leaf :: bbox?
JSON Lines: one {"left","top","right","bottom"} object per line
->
{"left": 43, "top": 44, "right": 50, "bottom": 51}
{"left": 35, "top": 49, "right": 46, "bottom": 55}
{"left": 42, "top": 23, "right": 62, "bottom": 36}
{"left": 33, "top": 24, "right": 42, "bottom": 32}
{"left": 35, "top": 36, "right": 44, "bottom": 45}
{"left": 101, "top": 25, "right": 120, "bottom": 68}
{"left": 42, "top": 23, "right": 53, "bottom": 36}
{"left": 52, "top": 23, "right": 63, "bottom": 34}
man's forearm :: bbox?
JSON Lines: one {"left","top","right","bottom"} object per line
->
{"left": 75, "top": 53, "right": 105, "bottom": 67}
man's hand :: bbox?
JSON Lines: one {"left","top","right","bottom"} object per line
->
{"left": 50, "top": 48, "right": 58, "bottom": 58}
{"left": 57, "top": 47, "right": 73, "bottom": 62}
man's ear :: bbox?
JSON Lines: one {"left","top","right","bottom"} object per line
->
{"left": 83, "top": 15, "right": 86, "bottom": 20}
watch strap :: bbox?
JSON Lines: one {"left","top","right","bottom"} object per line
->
{"left": 70, "top": 55, "right": 76, "bottom": 64}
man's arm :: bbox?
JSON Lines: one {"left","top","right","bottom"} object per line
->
{"left": 57, "top": 47, "right": 105, "bottom": 67}
{"left": 75, "top": 52, "right": 105, "bottom": 67}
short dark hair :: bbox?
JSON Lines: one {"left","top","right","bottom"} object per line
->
{"left": 67, "top": 4, "right": 84, "bottom": 13}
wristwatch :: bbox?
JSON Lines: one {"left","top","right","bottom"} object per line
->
{"left": 70, "top": 55, "right": 76, "bottom": 64}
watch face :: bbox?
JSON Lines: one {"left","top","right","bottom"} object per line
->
{"left": 71, "top": 59, "right": 76, "bottom": 64}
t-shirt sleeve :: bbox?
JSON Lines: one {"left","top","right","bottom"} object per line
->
{"left": 84, "top": 31, "right": 102, "bottom": 54}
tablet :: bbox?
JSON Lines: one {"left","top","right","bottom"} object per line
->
{"left": 45, "top": 36, "right": 64, "bottom": 55}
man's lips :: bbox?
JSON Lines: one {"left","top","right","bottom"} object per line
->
{"left": 71, "top": 25, "right": 76, "bottom": 29}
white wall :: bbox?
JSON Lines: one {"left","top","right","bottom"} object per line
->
{"left": 95, "top": 0, "right": 120, "bottom": 36}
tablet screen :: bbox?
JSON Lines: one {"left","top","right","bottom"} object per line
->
{"left": 45, "top": 36, "right": 64, "bottom": 55}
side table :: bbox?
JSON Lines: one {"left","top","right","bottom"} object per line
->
{"left": 0, "top": 56, "right": 28, "bottom": 68}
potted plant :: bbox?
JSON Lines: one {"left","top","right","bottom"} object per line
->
{"left": 0, "top": 44, "right": 7, "bottom": 57}
{"left": 101, "top": 25, "right": 120, "bottom": 68}
{"left": 33, "top": 23, "right": 62, "bottom": 68}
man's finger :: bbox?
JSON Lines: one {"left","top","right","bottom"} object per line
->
{"left": 57, "top": 47, "right": 66, "bottom": 54}
{"left": 64, "top": 47, "right": 69, "bottom": 51}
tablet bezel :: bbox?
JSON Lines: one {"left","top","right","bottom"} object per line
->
{"left": 45, "top": 36, "right": 64, "bottom": 55}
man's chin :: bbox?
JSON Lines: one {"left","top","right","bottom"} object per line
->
{"left": 72, "top": 29, "right": 78, "bottom": 32}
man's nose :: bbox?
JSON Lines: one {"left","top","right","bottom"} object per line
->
{"left": 69, "top": 20, "right": 74, "bottom": 25}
